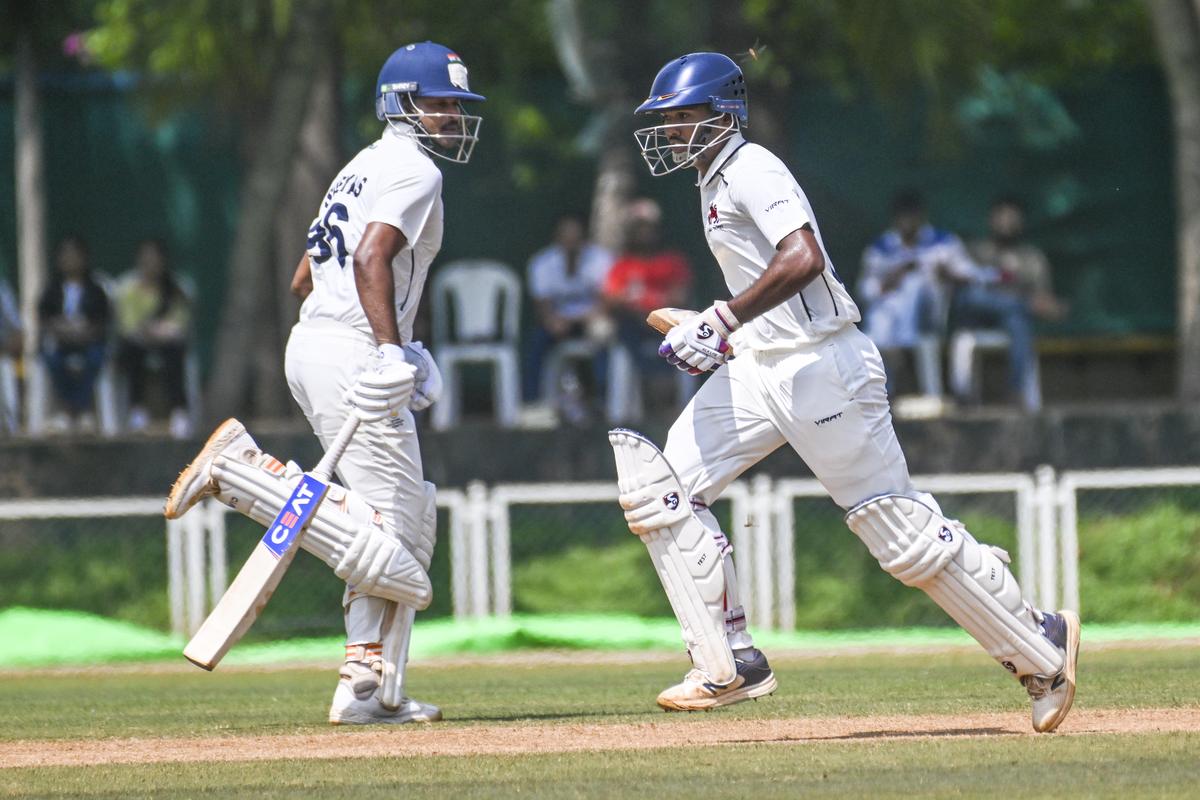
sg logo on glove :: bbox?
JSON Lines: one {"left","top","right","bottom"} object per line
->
{"left": 696, "top": 323, "right": 714, "bottom": 339}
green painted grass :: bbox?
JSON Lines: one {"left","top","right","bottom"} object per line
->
{"left": 1, "top": 646, "right": 1197, "bottom": 798}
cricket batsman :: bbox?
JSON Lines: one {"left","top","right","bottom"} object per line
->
{"left": 609, "top": 52, "right": 1079, "bottom": 732}
{"left": 165, "top": 41, "right": 484, "bottom": 724}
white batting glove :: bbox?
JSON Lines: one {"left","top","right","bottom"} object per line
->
{"left": 402, "top": 340, "right": 443, "bottom": 411}
{"left": 347, "top": 344, "right": 417, "bottom": 423}
{"left": 659, "top": 301, "right": 739, "bottom": 375}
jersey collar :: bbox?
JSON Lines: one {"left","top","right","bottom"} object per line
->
{"left": 698, "top": 132, "right": 747, "bottom": 188}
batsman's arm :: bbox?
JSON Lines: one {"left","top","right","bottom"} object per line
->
{"left": 290, "top": 254, "right": 313, "bottom": 299}
{"left": 354, "top": 222, "right": 407, "bottom": 347}
{"left": 725, "top": 226, "right": 824, "bottom": 324}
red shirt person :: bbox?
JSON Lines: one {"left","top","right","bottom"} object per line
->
{"left": 604, "top": 199, "right": 693, "bottom": 366}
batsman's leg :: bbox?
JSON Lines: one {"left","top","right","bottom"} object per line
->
{"left": 330, "top": 482, "right": 441, "bottom": 724}
{"left": 165, "top": 419, "right": 431, "bottom": 608}
{"left": 610, "top": 428, "right": 777, "bottom": 711}
{"left": 846, "top": 494, "right": 1079, "bottom": 732}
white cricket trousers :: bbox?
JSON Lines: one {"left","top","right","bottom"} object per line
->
{"left": 283, "top": 319, "right": 425, "bottom": 566}
{"left": 665, "top": 324, "right": 914, "bottom": 510}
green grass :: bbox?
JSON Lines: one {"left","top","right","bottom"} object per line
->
{"left": 2, "top": 645, "right": 1198, "bottom": 798}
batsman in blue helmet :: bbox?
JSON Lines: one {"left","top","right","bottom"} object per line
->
{"left": 170, "top": 42, "right": 487, "bottom": 726}
{"left": 613, "top": 52, "right": 1080, "bottom": 731}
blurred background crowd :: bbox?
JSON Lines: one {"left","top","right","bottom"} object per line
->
{"left": 0, "top": 0, "right": 1196, "bottom": 439}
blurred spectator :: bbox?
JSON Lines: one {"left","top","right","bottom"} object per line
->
{"left": 114, "top": 238, "right": 193, "bottom": 438}
{"left": 603, "top": 198, "right": 693, "bottom": 389}
{"left": 0, "top": 270, "right": 21, "bottom": 434}
{"left": 858, "top": 191, "right": 983, "bottom": 392}
{"left": 37, "top": 235, "right": 110, "bottom": 432}
{"left": 0, "top": 271, "right": 20, "bottom": 359}
{"left": 960, "top": 196, "right": 1069, "bottom": 409}
{"left": 524, "top": 214, "right": 614, "bottom": 404}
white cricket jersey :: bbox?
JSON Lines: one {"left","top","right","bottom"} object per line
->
{"left": 299, "top": 125, "right": 443, "bottom": 342}
{"left": 698, "top": 132, "right": 859, "bottom": 351}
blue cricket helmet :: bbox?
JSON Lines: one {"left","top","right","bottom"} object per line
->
{"left": 375, "top": 41, "right": 486, "bottom": 121}
{"left": 635, "top": 52, "right": 748, "bottom": 125}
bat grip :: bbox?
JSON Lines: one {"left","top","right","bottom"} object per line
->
{"left": 310, "top": 414, "right": 360, "bottom": 482}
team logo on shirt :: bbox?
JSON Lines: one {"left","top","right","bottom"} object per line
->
{"left": 707, "top": 203, "right": 718, "bottom": 224}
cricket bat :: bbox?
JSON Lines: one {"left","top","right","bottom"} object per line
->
{"left": 182, "top": 415, "right": 359, "bottom": 670}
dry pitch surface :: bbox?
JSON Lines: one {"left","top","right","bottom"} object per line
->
{"left": 2, "top": 642, "right": 1198, "bottom": 797}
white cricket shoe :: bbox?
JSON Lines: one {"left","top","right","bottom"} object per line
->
{"left": 656, "top": 648, "right": 778, "bottom": 711}
{"left": 164, "top": 418, "right": 256, "bottom": 519}
{"left": 1022, "top": 609, "right": 1081, "bottom": 733}
{"left": 328, "top": 680, "right": 442, "bottom": 725}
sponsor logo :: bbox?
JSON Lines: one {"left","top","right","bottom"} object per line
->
{"left": 765, "top": 198, "right": 790, "bottom": 212}
{"left": 381, "top": 81, "right": 418, "bottom": 93}
{"left": 663, "top": 492, "right": 680, "bottom": 511}
{"left": 262, "top": 475, "right": 326, "bottom": 558}
{"left": 448, "top": 63, "right": 470, "bottom": 91}
{"left": 814, "top": 412, "right": 843, "bottom": 426}
{"left": 697, "top": 323, "right": 714, "bottom": 339}
{"left": 1002, "top": 660, "right": 1017, "bottom": 674}
{"left": 708, "top": 203, "right": 718, "bottom": 224}
{"left": 938, "top": 526, "right": 954, "bottom": 543}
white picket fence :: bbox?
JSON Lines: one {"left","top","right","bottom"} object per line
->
{"left": 3, "top": 465, "right": 1198, "bottom": 636}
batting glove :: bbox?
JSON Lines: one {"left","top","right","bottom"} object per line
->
{"left": 347, "top": 344, "right": 417, "bottom": 423}
{"left": 659, "top": 301, "right": 739, "bottom": 375}
{"left": 402, "top": 340, "right": 443, "bottom": 412}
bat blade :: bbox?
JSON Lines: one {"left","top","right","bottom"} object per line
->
{"left": 182, "top": 474, "right": 329, "bottom": 670}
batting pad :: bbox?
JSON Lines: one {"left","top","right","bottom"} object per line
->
{"left": 212, "top": 456, "right": 431, "bottom": 609}
{"left": 846, "top": 494, "right": 1064, "bottom": 678}
{"left": 609, "top": 429, "right": 736, "bottom": 685}
{"left": 378, "top": 482, "right": 436, "bottom": 710}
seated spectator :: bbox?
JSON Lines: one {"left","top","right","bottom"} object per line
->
{"left": 114, "top": 238, "right": 193, "bottom": 437}
{"left": 0, "top": 270, "right": 19, "bottom": 359}
{"left": 962, "top": 196, "right": 1068, "bottom": 410}
{"left": 859, "top": 191, "right": 984, "bottom": 392}
{"left": 37, "top": 235, "right": 110, "bottom": 433}
{"left": 524, "top": 214, "right": 614, "bottom": 408}
{"left": 603, "top": 198, "right": 693, "bottom": 392}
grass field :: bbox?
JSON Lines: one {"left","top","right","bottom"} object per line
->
{"left": 2, "top": 643, "right": 1198, "bottom": 798}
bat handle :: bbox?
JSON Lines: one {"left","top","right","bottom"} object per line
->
{"left": 310, "top": 414, "right": 360, "bottom": 482}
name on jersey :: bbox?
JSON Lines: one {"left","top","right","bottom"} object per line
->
{"left": 764, "top": 198, "right": 791, "bottom": 213}
{"left": 324, "top": 173, "right": 368, "bottom": 207}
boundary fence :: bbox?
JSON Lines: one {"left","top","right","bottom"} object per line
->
{"left": 3, "top": 465, "right": 1197, "bottom": 636}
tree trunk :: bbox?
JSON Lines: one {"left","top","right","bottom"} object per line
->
{"left": 14, "top": 29, "right": 48, "bottom": 431}
{"left": 1147, "top": 0, "right": 1200, "bottom": 401}
{"left": 547, "top": 0, "right": 635, "bottom": 251}
{"left": 206, "top": 0, "right": 326, "bottom": 419}
{"left": 267, "top": 41, "right": 341, "bottom": 419}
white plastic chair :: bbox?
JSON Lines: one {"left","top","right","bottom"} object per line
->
{"left": 949, "top": 328, "right": 1042, "bottom": 412}
{"left": 430, "top": 260, "right": 522, "bottom": 429}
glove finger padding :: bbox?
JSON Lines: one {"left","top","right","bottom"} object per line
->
{"left": 403, "top": 342, "right": 443, "bottom": 411}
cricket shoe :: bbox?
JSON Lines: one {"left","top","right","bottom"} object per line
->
{"left": 656, "top": 648, "right": 778, "bottom": 711}
{"left": 328, "top": 680, "right": 442, "bottom": 725}
{"left": 1022, "top": 609, "right": 1081, "bottom": 733}
{"left": 164, "top": 418, "right": 256, "bottom": 519}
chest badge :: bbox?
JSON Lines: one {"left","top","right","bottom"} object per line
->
{"left": 707, "top": 203, "right": 719, "bottom": 224}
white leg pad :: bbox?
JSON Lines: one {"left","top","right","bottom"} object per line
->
{"left": 609, "top": 429, "right": 736, "bottom": 685}
{"left": 846, "top": 494, "right": 1063, "bottom": 677}
{"left": 211, "top": 454, "right": 432, "bottom": 609}
{"left": 378, "top": 483, "right": 436, "bottom": 709}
